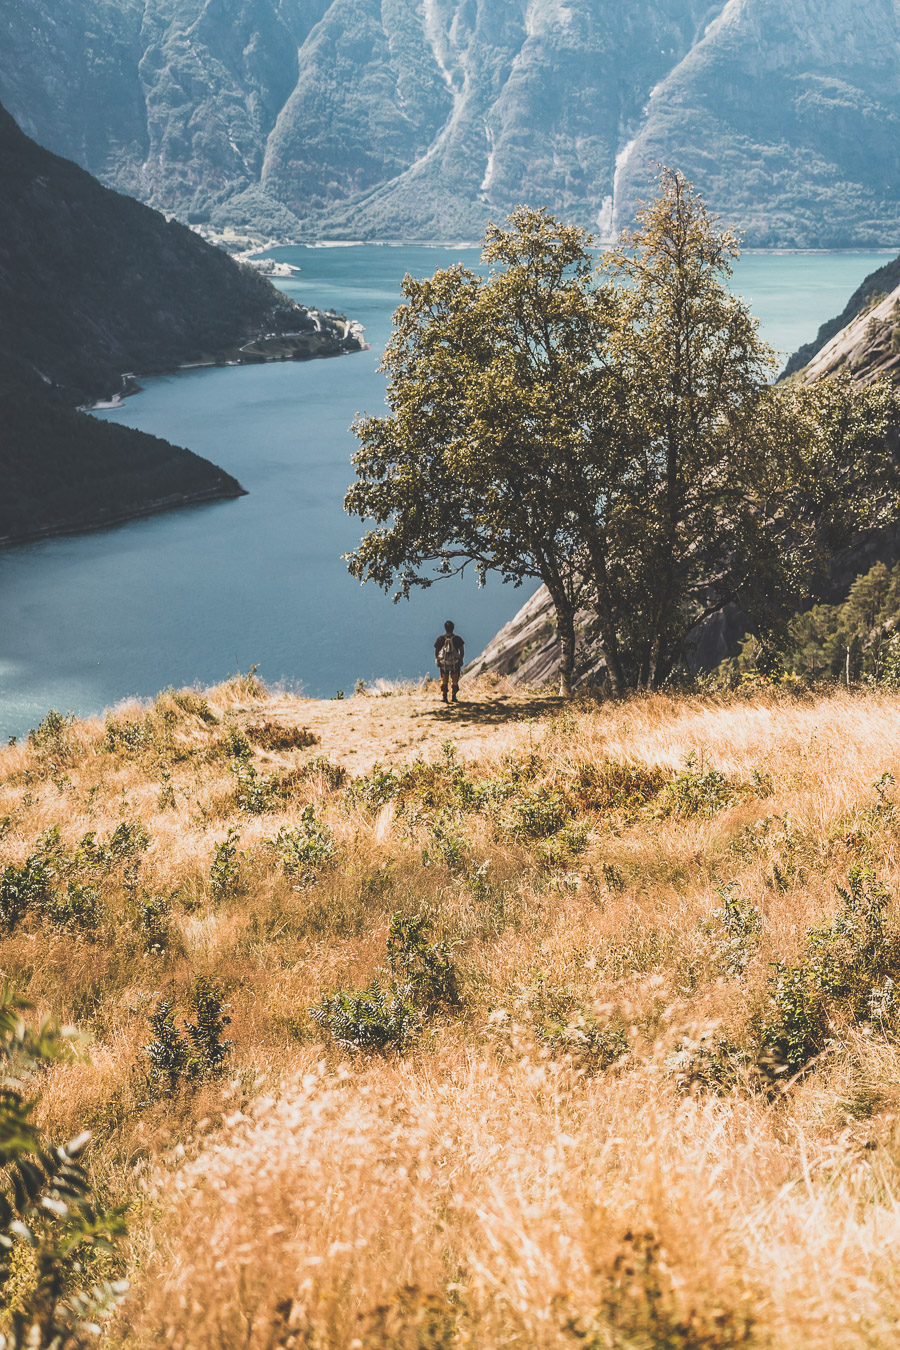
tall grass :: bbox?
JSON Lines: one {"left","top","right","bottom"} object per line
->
{"left": 4, "top": 682, "right": 900, "bottom": 1345}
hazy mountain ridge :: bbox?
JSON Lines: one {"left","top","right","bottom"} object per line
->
{"left": 3, "top": 0, "right": 898, "bottom": 245}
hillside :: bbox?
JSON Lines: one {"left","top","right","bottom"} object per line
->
{"left": 781, "top": 251, "right": 900, "bottom": 381}
{"left": 0, "top": 390, "right": 245, "bottom": 546}
{"left": 0, "top": 101, "right": 350, "bottom": 406}
{"left": 0, "top": 100, "right": 360, "bottom": 545}
{"left": 8, "top": 678, "right": 900, "bottom": 1345}
{"left": 1, "top": 0, "right": 899, "bottom": 247}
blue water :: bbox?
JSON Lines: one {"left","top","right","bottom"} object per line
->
{"left": 0, "top": 245, "right": 894, "bottom": 740}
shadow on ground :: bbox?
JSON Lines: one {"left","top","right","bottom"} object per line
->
{"left": 416, "top": 696, "right": 563, "bottom": 726}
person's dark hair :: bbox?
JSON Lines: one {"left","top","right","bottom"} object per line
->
{"left": 444, "top": 620, "right": 455, "bottom": 632}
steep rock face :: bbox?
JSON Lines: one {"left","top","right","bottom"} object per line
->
{"left": 795, "top": 283, "right": 900, "bottom": 386}
{"left": 613, "top": 0, "right": 900, "bottom": 247}
{"left": 782, "top": 252, "right": 900, "bottom": 379}
{"left": 3, "top": 0, "right": 899, "bottom": 245}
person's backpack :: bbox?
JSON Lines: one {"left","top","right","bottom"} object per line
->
{"left": 438, "top": 635, "right": 460, "bottom": 668}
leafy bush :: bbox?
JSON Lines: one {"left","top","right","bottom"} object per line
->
{"left": 220, "top": 726, "right": 252, "bottom": 761}
{"left": 311, "top": 984, "right": 421, "bottom": 1056}
{"left": 762, "top": 866, "right": 900, "bottom": 1076}
{"left": 537, "top": 1013, "right": 630, "bottom": 1075}
{"left": 103, "top": 713, "right": 155, "bottom": 755}
{"left": 667, "top": 1030, "right": 749, "bottom": 1094}
{"left": 210, "top": 828, "right": 241, "bottom": 902}
{"left": 44, "top": 882, "right": 102, "bottom": 935}
{"left": 137, "top": 893, "right": 171, "bottom": 954}
{"left": 0, "top": 986, "right": 127, "bottom": 1347}
{"left": 500, "top": 786, "right": 574, "bottom": 839}
{"left": 143, "top": 978, "right": 232, "bottom": 1097}
{"left": 386, "top": 912, "right": 461, "bottom": 1013}
{"left": 0, "top": 856, "right": 54, "bottom": 931}
{"left": 266, "top": 808, "right": 336, "bottom": 884}
{"left": 704, "top": 884, "right": 762, "bottom": 977}
{"left": 655, "top": 754, "right": 735, "bottom": 819}
{"left": 27, "top": 710, "right": 74, "bottom": 754}
{"left": 231, "top": 762, "right": 278, "bottom": 814}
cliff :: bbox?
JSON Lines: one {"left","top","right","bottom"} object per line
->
{"left": 781, "top": 252, "right": 900, "bottom": 382}
{"left": 1, "top": 0, "right": 899, "bottom": 248}
{"left": 0, "top": 100, "right": 351, "bottom": 406}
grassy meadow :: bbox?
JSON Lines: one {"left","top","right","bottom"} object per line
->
{"left": 6, "top": 675, "right": 900, "bottom": 1346}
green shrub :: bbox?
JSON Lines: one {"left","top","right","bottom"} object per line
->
{"left": 143, "top": 978, "right": 232, "bottom": 1098}
{"left": 704, "top": 884, "right": 762, "bottom": 977}
{"left": 267, "top": 808, "right": 336, "bottom": 884}
{"left": 103, "top": 714, "right": 155, "bottom": 755}
{"left": 210, "top": 828, "right": 241, "bottom": 902}
{"left": 0, "top": 856, "right": 54, "bottom": 931}
{"left": 220, "top": 725, "right": 253, "bottom": 760}
{"left": 537, "top": 1013, "right": 630, "bottom": 1075}
{"left": 44, "top": 882, "right": 102, "bottom": 934}
{"left": 667, "top": 1030, "right": 749, "bottom": 1094}
{"left": 27, "top": 709, "right": 74, "bottom": 753}
{"left": 655, "top": 754, "right": 735, "bottom": 819}
{"left": 501, "top": 786, "right": 573, "bottom": 839}
{"left": 762, "top": 866, "right": 900, "bottom": 1076}
{"left": 312, "top": 984, "right": 421, "bottom": 1056}
{"left": 0, "top": 986, "right": 127, "bottom": 1345}
{"left": 231, "top": 762, "right": 278, "bottom": 813}
{"left": 386, "top": 912, "right": 461, "bottom": 1013}
{"left": 137, "top": 894, "right": 171, "bottom": 954}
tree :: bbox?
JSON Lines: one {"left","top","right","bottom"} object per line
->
{"left": 344, "top": 208, "right": 610, "bottom": 696}
{"left": 346, "top": 172, "right": 900, "bottom": 694}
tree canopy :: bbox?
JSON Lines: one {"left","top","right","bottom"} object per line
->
{"left": 345, "top": 170, "right": 900, "bottom": 694}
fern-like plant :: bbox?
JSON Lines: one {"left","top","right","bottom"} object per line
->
{"left": 0, "top": 985, "right": 126, "bottom": 1349}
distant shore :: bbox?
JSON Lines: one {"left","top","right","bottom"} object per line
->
{"left": 0, "top": 481, "right": 247, "bottom": 550}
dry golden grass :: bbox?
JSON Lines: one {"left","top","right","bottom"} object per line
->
{"left": 6, "top": 680, "right": 900, "bottom": 1346}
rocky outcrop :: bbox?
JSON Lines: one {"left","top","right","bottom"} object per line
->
{"left": 793, "top": 284, "right": 900, "bottom": 386}
{"left": 2, "top": 0, "right": 899, "bottom": 247}
{"left": 782, "top": 251, "right": 900, "bottom": 380}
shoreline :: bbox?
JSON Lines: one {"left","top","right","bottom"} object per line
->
{"left": 0, "top": 482, "right": 247, "bottom": 551}
{"left": 80, "top": 316, "right": 367, "bottom": 411}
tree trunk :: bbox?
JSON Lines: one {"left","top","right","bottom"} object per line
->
{"left": 558, "top": 608, "right": 575, "bottom": 697}
{"left": 544, "top": 576, "right": 576, "bottom": 698}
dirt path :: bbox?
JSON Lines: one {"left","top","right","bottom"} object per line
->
{"left": 246, "top": 683, "right": 561, "bottom": 772}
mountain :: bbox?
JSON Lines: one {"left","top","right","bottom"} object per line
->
{"left": 0, "top": 100, "right": 356, "bottom": 544}
{"left": 781, "top": 252, "right": 900, "bottom": 381}
{"left": 0, "top": 100, "right": 350, "bottom": 406}
{"left": 1, "top": 0, "right": 898, "bottom": 247}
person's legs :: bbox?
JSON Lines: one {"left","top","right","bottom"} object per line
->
{"left": 450, "top": 669, "right": 460, "bottom": 702}
{"left": 440, "top": 668, "right": 449, "bottom": 702}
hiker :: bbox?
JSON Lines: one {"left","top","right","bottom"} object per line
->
{"left": 435, "top": 620, "right": 465, "bottom": 704}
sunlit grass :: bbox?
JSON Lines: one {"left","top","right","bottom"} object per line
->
{"left": 4, "top": 682, "right": 900, "bottom": 1346}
